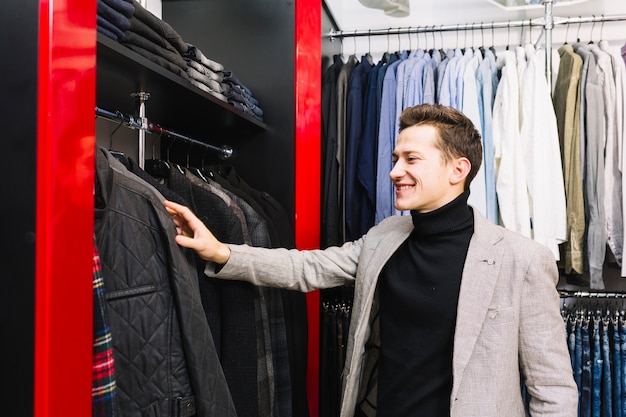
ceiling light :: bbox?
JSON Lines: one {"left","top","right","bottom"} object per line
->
{"left": 485, "top": 0, "right": 590, "bottom": 10}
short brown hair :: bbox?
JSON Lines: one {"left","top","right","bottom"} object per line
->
{"left": 399, "top": 104, "right": 483, "bottom": 189}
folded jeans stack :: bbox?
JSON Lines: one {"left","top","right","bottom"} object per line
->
{"left": 119, "top": 0, "right": 189, "bottom": 80}
{"left": 222, "top": 71, "right": 264, "bottom": 122}
{"left": 182, "top": 43, "right": 229, "bottom": 102}
{"left": 97, "top": 0, "right": 134, "bottom": 41}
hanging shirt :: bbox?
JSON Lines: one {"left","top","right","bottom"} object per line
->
{"left": 553, "top": 43, "right": 585, "bottom": 274}
{"left": 599, "top": 40, "right": 625, "bottom": 272}
{"left": 477, "top": 48, "right": 499, "bottom": 224}
{"left": 519, "top": 44, "right": 567, "bottom": 260}
{"left": 461, "top": 48, "right": 487, "bottom": 218}
{"left": 493, "top": 50, "right": 531, "bottom": 238}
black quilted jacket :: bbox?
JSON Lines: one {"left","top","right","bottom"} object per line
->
{"left": 94, "top": 147, "right": 237, "bottom": 417}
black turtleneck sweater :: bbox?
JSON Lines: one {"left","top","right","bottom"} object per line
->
{"left": 377, "top": 191, "right": 474, "bottom": 417}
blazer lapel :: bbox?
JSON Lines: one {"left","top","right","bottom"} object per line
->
{"left": 451, "top": 211, "right": 505, "bottom": 400}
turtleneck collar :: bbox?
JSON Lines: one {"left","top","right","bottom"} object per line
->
{"left": 410, "top": 189, "right": 473, "bottom": 237}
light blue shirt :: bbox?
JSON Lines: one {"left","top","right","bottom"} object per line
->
{"left": 376, "top": 51, "right": 407, "bottom": 224}
{"left": 477, "top": 48, "right": 499, "bottom": 223}
{"left": 438, "top": 48, "right": 463, "bottom": 107}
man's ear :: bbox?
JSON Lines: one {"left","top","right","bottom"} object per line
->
{"left": 449, "top": 157, "right": 471, "bottom": 186}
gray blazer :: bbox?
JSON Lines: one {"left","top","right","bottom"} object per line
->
{"left": 207, "top": 209, "right": 578, "bottom": 417}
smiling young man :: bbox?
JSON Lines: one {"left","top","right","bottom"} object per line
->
{"left": 164, "top": 104, "right": 578, "bottom": 417}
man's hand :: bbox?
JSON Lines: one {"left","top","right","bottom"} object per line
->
{"left": 163, "top": 200, "right": 231, "bottom": 264}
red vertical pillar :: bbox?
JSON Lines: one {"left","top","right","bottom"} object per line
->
{"left": 35, "top": 0, "right": 96, "bottom": 416}
{"left": 294, "top": 0, "right": 322, "bottom": 416}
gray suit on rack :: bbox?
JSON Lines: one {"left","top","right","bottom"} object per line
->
{"left": 206, "top": 209, "right": 578, "bottom": 417}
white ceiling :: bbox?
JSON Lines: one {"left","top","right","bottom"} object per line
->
{"left": 325, "top": 0, "right": 626, "bottom": 32}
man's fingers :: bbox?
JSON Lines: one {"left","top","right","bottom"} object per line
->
{"left": 174, "top": 234, "right": 200, "bottom": 251}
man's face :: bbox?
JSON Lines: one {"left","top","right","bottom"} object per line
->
{"left": 390, "top": 124, "right": 461, "bottom": 213}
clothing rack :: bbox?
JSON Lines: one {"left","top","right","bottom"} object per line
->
{"left": 559, "top": 290, "right": 626, "bottom": 299}
{"left": 325, "top": 12, "right": 626, "bottom": 40}
{"left": 95, "top": 104, "right": 234, "bottom": 169}
{"left": 327, "top": 6, "right": 626, "bottom": 91}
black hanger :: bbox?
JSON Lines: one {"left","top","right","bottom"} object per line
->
{"left": 107, "top": 112, "right": 130, "bottom": 168}
{"left": 185, "top": 142, "right": 209, "bottom": 183}
{"left": 144, "top": 158, "right": 171, "bottom": 178}
{"left": 109, "top": 150, "right": 130, "bottom": 169}
{"left": 144, "top": 131, "right": 171, "bottom": 179}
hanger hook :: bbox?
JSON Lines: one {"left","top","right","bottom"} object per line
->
{"left": 186, "top": 141, "right": 195, "bottom": 168}
{"left": 368, "top": 29, "right": 371, "bottom": 53}
{"left": 165, "top": 134, "right": 176, "bottom": 162}
{"left": 439, "top": 25, "right": 444, "bottom": 50}
{"left": 152, "top": 127, "right": 163, "bottom": 159}
{"left": 577, "top": 16, "right": 582, "bottom": 42}
{"left": 600, "top": 15, "right": 605, "bottom": 40}
{"left": 108, "top": 111, "right": 125, "bottom": 151}
{"left": 387, "top": 28, "right": 391, "bottom": 52}
{"left": 397, "top": 29, "right": 401, "bottom": 51}
{"left": 480, "top": 22, "right": 484, "bottom": 46}
{"left": 430, "top": 25, "right": 437, "bottom": 49}
{"left": 590, "top": 15, "right": 596, "bottom": 42}
{"left": 456, "top": 24, "right": 460, "bottom": 49}
{"left": 564, "top": 18, "right": 570, "bottom": 43}
{"left": 408, "top": 26, "right": 412, "bottom": 51}
{"left": 353, "top": 30, "right": 357, "bottom": 56}
{"left": 507, "top": 20, "right": 511, "bottom": 49}
{"left": 463, "top": 24, "right": 467, "bottom": 48}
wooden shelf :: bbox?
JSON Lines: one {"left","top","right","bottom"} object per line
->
{"left": 96, "top": 34, "right": 267, "bottom": 141}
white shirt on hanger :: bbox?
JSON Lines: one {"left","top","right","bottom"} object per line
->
{"left": 519, "top": 44, "right": 567, "bottom": 260}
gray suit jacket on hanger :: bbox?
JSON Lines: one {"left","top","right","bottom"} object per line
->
{"left": 206, "top": 209, "right": 578, "bottom": 417}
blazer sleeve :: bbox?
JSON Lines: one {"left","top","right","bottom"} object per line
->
{"left": 204, "top": 240, "right": 362, "bottom": 292}
{"left": 518, "top": 244, "right": 579, "bottom": 416}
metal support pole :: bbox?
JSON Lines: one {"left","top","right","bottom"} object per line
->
{"left": 131, "top": 91, "right": 150, "bottom": 169}
{"left": 543, "top": 0, "right": 554, "bottom": 93}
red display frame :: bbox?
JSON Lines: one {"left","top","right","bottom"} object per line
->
{"left": 295, "top": 0, "right": 322, "bottom": 416}
{"left": 35, "top": 0, "right": 96, "bottom": 416}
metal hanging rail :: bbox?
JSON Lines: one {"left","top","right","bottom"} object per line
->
{"left": 559, "top": 290, "right": 626, "bottom": 299}
{"left": 325, "top": 13, "right": 626, "bottom": 40}
{"left": 327, "top": 18, "right": 538, "bottom": 41}
{"left": 95, "top": 105, "right": 234, "bottom": 168}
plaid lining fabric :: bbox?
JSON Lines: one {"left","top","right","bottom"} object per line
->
{"left": 93, "top": 242, "right": 118, "bottom": 417}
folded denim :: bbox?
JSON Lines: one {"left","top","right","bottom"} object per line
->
{"left": 222, "top": 83, "right": 259, "bottom": 106}
{"left": 183, "top": 44, "right": 224, "bottom": 73}
{"left": 97, "top": 15, "right": 126, "bottom": 41}
{"left": 102, "top": 0, "right": 134, "bottom": 18}
{"left": 98, "top": 0, "right": 131, "bottom": 32}
{"left": 123, "top": 29, "right": 187, "bottom": 69}
{"left": 222, "top": 71, "right": 252, "bottom": 96}
{"left": 189, "top": 80, "right": 228, "bottom": 102}
{"left": 97, "top": 25, "right": 119, "bottom": 42}
{"left": 126, "top": 0, "right": 188, "bottom": 55}
{"left": 231, "top": 101, "right": 263, "bottom": 121}
{"left": 186, "top": 59, "right": 224, "bottom": 82}
{"left": 123, "top": 43, "right": 189, "bottom": 80}
{"left": 186, "top": 66, "right": 223, "bottom": 93}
